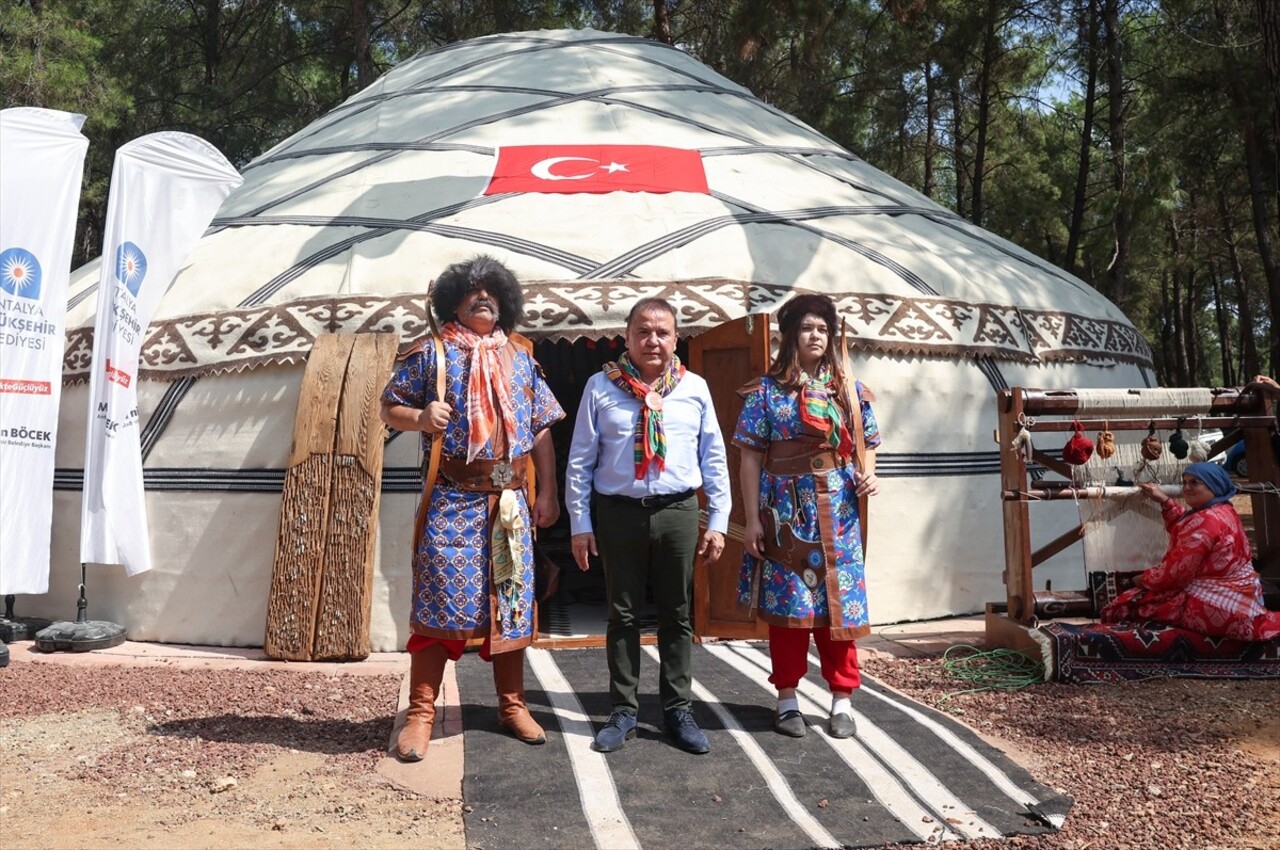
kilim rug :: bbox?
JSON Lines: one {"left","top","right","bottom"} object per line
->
{"left": 455, "top": 643, "right": 1072, "bottom": 850}
{"left": 1041, "top": 621, "right": 1280, "bottom": 684}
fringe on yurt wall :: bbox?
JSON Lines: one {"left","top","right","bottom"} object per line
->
{"left": 1073, "top": 388, "right": 1214, "bottom": 416}
{"left": 1072, "top": 441, "right": 1184, "bottom": 575}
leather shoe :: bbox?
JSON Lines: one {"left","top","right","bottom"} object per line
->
{"left": 774, "top": 708, "right": 806, "bottom": 738}
{"left": 664, "top": 707, "right": 710, "bottom": 754}
{"left": 829, "top": 711, "right": 857, "bottom": 739}
{"left": 592, "top": 710, "right": 637, "bottom": 753}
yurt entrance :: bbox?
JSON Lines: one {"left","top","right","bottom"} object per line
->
{"left": 531, "top": 315, "right": 770, "bottom": 647}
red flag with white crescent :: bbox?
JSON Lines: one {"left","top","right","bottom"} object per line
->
{"left": 483, "top": 145, "right": 709, "bottom": 195}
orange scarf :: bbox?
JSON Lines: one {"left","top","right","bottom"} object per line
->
{"left": 440, "top": 322, "right": 518, "bottom": 463}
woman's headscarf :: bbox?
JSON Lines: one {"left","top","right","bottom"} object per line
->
{"left": 1181, "top": 461, "right": 1237, "bottom": 518}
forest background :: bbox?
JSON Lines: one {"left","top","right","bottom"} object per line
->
{"left": 5, "top": 0, "right": 1280, "bottom": 388}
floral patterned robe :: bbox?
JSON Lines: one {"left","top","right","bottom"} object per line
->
{"left": 733, "top": 375, "right": 880, "bottom": 636}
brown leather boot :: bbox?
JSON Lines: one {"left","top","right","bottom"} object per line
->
{"left": 396, "top": 644, "right": 447, "bottom": 762}
{"left": 492, "top": 649, "right": 546, "bottom": 744}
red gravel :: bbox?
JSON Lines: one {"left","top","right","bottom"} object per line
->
{"left": 861, "top": 654, "right": 1280, "bottom": 850}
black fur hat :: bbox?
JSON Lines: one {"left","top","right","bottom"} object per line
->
{"left": 430, "top": 255, "right": 524, "bottom": 334}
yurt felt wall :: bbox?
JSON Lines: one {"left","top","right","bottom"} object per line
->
{"left": 33, "top": 28, "right": 1154, "bottom": 649}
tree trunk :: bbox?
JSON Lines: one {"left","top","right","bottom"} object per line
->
{"left": 1102, "top": 0, "right": 1130, "bottom": 309}
{"left": 1257, "top": 0, "right": 1280, "bottom": 218}
{"left": 1210, "top": 260, "right": 1236, "bottom": 386}
{"left": 352, "top": 0, "right": 375, "bottom": 91}
{"left": 1221, "top": 191, "right": 1262, "bottom": 380}
{"left": 923, "top": 55, "right": 935, "bottom": 198}
{"left": 200, "top": 0, "right": 221, "bottom": 87}
{"left": 654, "top": 0, "right": 673, "bottom": 45}
{"left": 1223, "top": 78, "right": 1280, "bottom": 372}
{"left": 1158, "top": 270, "right": 1175, "bottom": 385}
{"left": 1168, "top": 219, "right": 1189, "bottom": 385}
{"left": 950, "top": 81, "right": 967, "bottom": 216}
{"left": 1065, "top": 0, "right": 1099, "bottom": 274}
{"left": 970, "top": 0, "right": 999, "bottom": 226}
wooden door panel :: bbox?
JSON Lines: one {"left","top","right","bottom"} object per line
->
{"left": 688, "top": 314, "right": 771, "bottom": 641}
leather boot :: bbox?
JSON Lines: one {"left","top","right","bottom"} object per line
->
{"left": 492, "top": 649, "right": 546, "bottom": 744}
{"left": 396, "top": 644, "right": 447, "bottom": 762}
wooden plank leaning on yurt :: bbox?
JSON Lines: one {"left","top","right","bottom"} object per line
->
{"left": 263, "top": 331, "right": 397, "bottom": 661}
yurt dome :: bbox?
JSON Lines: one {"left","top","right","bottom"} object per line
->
{"left": 44, "top": 28, "right": 1152, "bottom": 649}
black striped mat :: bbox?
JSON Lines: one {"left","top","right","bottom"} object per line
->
{"left": 457, "top": 643, "right": 1071, "bottom": 849}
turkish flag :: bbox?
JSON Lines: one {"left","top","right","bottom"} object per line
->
{"left": 483, "top": 145, "right": 709, "bottom": 195}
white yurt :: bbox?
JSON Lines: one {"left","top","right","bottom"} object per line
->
{"left": 38, "top": 29, "right": 1152, "bottom": 649}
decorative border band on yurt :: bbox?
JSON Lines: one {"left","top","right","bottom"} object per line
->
{"left": 61, "top": 280, "right": 1153, "bottom": 383}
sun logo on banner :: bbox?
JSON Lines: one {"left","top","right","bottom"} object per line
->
{"left": 0, "top": 247, "right": 42, "bottom": 300}
{"left": 115, "top": 241, "right": 147, "bottom": 297}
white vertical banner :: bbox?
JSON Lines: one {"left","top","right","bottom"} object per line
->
{"left": 80, "top": 132, "right": 242, "bottom": 575}
{"left": 0, "top": 108, "right": 90, "bottom": 596}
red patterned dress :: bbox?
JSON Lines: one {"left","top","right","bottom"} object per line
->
{"left": 1100, "top": 501, "right": 1280, "bottom": 641}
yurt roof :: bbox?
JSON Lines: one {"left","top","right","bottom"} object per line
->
{"left": 63, "top": 27, "right": 1150, "bottom": 384}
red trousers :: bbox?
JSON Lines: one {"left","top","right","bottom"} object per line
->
{"left": 406, "top": 634, "right": 492, "bottom": 662}
{"left": 767, "top": 624, "right": 861, "bottom": 692}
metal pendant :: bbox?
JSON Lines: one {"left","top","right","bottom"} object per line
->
{"left": 490, "top": 462, "right": 514, "bottom": 487}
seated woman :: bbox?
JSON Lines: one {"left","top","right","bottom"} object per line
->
{"left": 1100, "top": 462, "right": 1280, "bottom": 641}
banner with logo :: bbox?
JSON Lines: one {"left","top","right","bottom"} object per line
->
{"left": 0, "top": 108, "right": 90, "bottom": 596}
{"left": 483, "top": 144, "right": 710, "bottom": 195}
{"left": 80, "top": 132, "right": 241, "bottom": 575}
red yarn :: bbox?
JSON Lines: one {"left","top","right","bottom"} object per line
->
{"left": 1063, "top": 419, "right": 1095, "bottom": 465}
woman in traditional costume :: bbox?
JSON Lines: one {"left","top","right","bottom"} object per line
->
{"left": 733, "top": 294, "right": 880, "bottom": 739}
{"left": 1101, "top": 462, "right": 1280, "bottom": 641}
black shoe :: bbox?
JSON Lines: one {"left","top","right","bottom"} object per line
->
{"left": 591, "top": 710, "right": 637, "bottom": 753}
{"left": 774, "top": 708, "right": 806, "bottom": 738}
{"left": 664, "top": 707, "right": 710, "bottom": 754}
{"left": 829, "top": 711, "right": 857, "bottom": 739}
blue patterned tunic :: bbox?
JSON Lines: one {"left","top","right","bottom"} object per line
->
{"left": 732, "top": 375, "right": 880, "bottom": 635}
{"left": 382, "top": 338, "right": 564, "bottom": 644}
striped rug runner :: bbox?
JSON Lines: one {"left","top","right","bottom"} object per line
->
{"left": 457, "top": 643, "right": 1071, "bottom": 849}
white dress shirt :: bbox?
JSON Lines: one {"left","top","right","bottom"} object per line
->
{"left": 566, "top": 369, "right": 731, "bottom": 535}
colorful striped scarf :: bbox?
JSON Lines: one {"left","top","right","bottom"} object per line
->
{"left": 602, "top": 352, "right": 686, "bottom": 479}
{"left": 791, "top": 366, "right": 853, "bottom": 458}
{"left": 439, "top": 321, "right": 518, "bottom": 464}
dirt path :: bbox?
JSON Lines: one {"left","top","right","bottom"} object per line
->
{"left": 2, "top": 664, "right": 462, "bottom": 850}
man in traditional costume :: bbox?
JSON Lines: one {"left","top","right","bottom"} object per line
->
{"left": 566, "top": 297, "right": 730, "bottom": 755}
{"left": 380, "top": 255, "right": 564, "bottom": 762}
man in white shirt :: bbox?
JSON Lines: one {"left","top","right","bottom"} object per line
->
{"left": 566, "top": 297, "right": 730, "bottom": 754}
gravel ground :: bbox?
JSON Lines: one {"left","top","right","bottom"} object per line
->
{"left": 860, "top": 654, "right": 1280, "bottom": 850}
{"left": 3, "top": 653, "right": 1276, "bottom": 849}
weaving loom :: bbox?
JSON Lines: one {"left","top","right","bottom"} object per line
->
{"left": 985, "top": 385, "right": 1280, "bottom": 660}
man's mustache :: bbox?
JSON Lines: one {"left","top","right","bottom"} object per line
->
{"left": 468, "top": 299, "right": 497, "bottom": 314}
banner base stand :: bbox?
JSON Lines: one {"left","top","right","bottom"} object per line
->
{"left": 1, "top": 596, "right": 52, "bottom": 643}
{"left": 0, "top": 642, "right": 8, "bottom": 668}
{"left": 0, "top": 616, "right": 53, "bottom": 643}
{"left": 34, "top": 620, "right": 126, "bottom": 653}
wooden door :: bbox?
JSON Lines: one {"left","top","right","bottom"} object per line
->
{"left": 688, "top": 314, "right": 772, "bottom": 640}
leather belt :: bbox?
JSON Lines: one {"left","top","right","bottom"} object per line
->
{"left": 598, "top": 489, "right": 695, "bottom": 509}
{"left": 764, "top": 440, "right": 849, "bottom": 477}
{"left": 439, "top": 455, "right": 529, "bottom": 492}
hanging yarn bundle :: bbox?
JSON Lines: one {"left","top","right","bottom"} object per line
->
{"left": 1010, "top": 419, "right": 1034, "bottom": 463}
{"left": 1096, "top": 425, "right": 1116, "bottom": 459}
{"left": 1140, "top": 422, "right": 1163, "bottom": 460}
{"left": 1169, "top": 419, "right": 1189, "bottom": 460}
{"left": 1063, "top": 418, "right": 1095, "bottom": 465}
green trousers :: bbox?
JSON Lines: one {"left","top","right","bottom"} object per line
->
{"left": 594, "top": 492, "right": 699, "bottom": 713}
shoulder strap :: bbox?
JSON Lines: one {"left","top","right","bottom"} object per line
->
{"left": 413, "top": 334, "right": 447, "bottom": 546}
{"left": 840, "top": 318, "right": 869, "bottom": 553}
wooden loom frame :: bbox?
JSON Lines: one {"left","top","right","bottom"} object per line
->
{"left": 986, "top": 386, "right": 1280, "bottom": 653}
